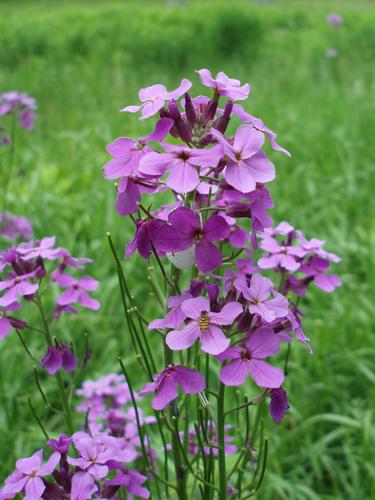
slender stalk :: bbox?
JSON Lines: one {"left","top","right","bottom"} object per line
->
{"left": 3, "top": 110, "right": 16, "bottom": 213}
{"left": 217, "top": 383, "right": 227, "bottom": 500}
{"left": 28, "top": 396, "right": 49, "bottom": 440}
{"left": 34, "top": 293, "right": 74, "bottom": 434}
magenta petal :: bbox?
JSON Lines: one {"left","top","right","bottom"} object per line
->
{"left": 70, "top": 471, "right": 98, "bottom": 500}
{"left": 270, "top": 387, "right": 289, "bottom": 422}
{"left": 233, "top": 125, "right": 264, "bottom": 158}
{"left": 209, "top": 302, "right": 243, "bottom": 325}
{"left": 152, "top": 376, "right": 178, "bottom": 410}
{"left": 173, "top": 366, "right": 205, "bottom": 394}
{"left": 247, "top": 327, "right": 281, "bottom": 358}
{"left": 166, "top": 322, "right": 200, "bottom": 351}
{"left": 139, "top": 151, "right": 172, "bottom": 176}
{"left": 143, "top": 118, "right": 174, "bottom": 142}
{"left": 245, "top": 152, "right": 275, "bottom": 183}
{"left": 57, "top": 288, "right": 80, "bottom": 306}
{"left": 195, "top": 240, "right": 222, "bottom": 273}
{"left": 169, "top": 207, "right": 200, "bottom": 233}
{"left": 0, "top": 317, "right": 12, "bottom": 339}
{"left": 166, "top": 78, "right": 192, "bottom": 100}
{"left": 37, "top": 451, "right": 61, "bottom": 476}
{"left": 203, "top": 215, "right": 230, "bottom": 242}
{"left": 78, "top": 276, "right": 99, "bottom": 291}
{"left": 220, "top": 359, "right": 250, "bottom": 386}
{"left": 16, "top": 450, "right": 42, "bottom": 473}
{"left": 314, "top": 274, "right": 341, "bottom": 292}
{"left": 248, "top": 359, "right": 284, "bottom": 388}
{"left": 180, "top": 296, "right": 210, "bottom": 320}
{"left": 167, "top": 162, "right": 200, "bottom": 193}
{"left": 200, "top": 325, "right": 230, "bottom": 355}
{"left": 78, "top": 292, "right": 100, "bottom": 311}
{"left": 154, "top": 225, "right": 192, "bottom": 253}
{"left": 115, "top": 181, "right": 141, "bottom": 217}
{"left": 225, "top": 163, "right": 256, "bottom": 193}
{"left": 24, "top": 476, "right": 46, "bottom": 499}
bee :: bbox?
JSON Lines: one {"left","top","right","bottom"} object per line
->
{"left": 199, "top": 311, "right": 210, "bottom": 332}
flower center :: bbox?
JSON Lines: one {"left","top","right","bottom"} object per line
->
{"left": 178, "top": 151, "right": 191, "bottom": 162}
{"left": 199, "top": 311, "right": 210, "bottom": 332}
{"left": 235, "top": 151, "right": 242, "bottom": 161}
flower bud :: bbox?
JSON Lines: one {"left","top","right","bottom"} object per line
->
{"left": 184, "top": 92, "right": 197, "bottom": 127}
{"left": 214, "top": 100, "right": 233, "bottom": 133}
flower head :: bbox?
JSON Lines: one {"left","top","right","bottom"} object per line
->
{"left": 197, "top": 69, "right": 250, "bottom": 100}
{"left": 166, "top": 296, "right": 242, "bottom": 355}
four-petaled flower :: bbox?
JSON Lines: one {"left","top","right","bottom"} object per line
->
{"left": 234, "top": 274, "right": 289, "bottom": 322}
{"left": 56, "top": 274, "right": 100, "bottom": 311}
{"left": 140, "top": 364, "right": 205, "bottom": 410}
{"left": 121, "top": 79, "right": 192, "bottom": 120}
{"left": 197, "top": 69, "right": 250, "bottom": 101}
{"left": 211, "top": 125, "right": 275, "bottom": 193}
{"left": 166, "top": 296, "right": 242, "bottom": 355}
{"left": 219, "top": 326, "right": 284, "bottom": 388}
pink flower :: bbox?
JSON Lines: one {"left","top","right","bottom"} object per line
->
{"left": 234, "top": 274, "right": 288, "bottom": 323}
{"left": 41, "top": 342, "right": 77, "bottom": 375}
{"left": 219, "top": 327, "right": 284, "bottom": 388}
{"left": 56, "top": 274, "right": 100, "bottom": 311}
{"left": 166, "top": 296, "right": 242, "bottom": 355}
{"left": 258, "top": 235, "right": 305, "bottom": 271}
{"left": 121, "top": 79, "right": 192, "bottom": 120}
{"left": 211, "top": 125, "right": 275, "bottom": 193}
{"left": 0, "top": 270, "right": 38, "bottom": 307}
{"left": 17, "top": 236, "right": 60, "bottom": 261}
{"left": 0, "top": 449, "right": 60, "bottom": 499}
{"left": 139, "top": 143, "right": 221, "bottom": 194}
{"left": 0, "top": 302, "right": 26, "bottom": 340}
{"left": 140, "top": 364, "right": 205, "bottom": 410}
{"left": 197, "top": 69, "right": 250, "bottom": 101}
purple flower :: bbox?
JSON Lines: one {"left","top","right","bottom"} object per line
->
{"left": 0, "top": 302, "right": 26, "bottom": 340}
{"left": 197, "top": 69, "right": 250, "bottom": 101}
{"left": 56, "top": 273, "right": 100, "bottom": 311}
{"left": 125, "top": 217, "right": 167, "bottom": 260}
{"left": 0, "top": 270, "right": 38, "bottom": 307}
{"left": 327, "top": 13, "right": 343, "bottom": 26}
{"left": 211, "top": 125, "right": 275, "bottom": 193}
{"left": 148, "top": 291, "right": 192, "bottom": 330}
{"left": 0, "top": 449, "right": 60, "bottom": 499}
{"left": 105, "top": 470, "right": 150, "bottom": 499}
{"left": 234, "top": 274, "right": 288, "bottom": 323}
{"left": 269, "top": 387, "right": 289, "bottom": 422}
{"left": 70, "top": 471, "right": 98, "bottom": 500}
{"left": 103, "top": 118, "right": 173, "bottom": 179}
{"left": 325, "top": 48, "right": 339, "bottom": 58}
{"left": 68, "top": 433, "right": 129, "bottom": 479}
{"left": 139, "top": 143, "right": 221, "bottom": 194}
{"left": 154, "top": 207, "right": 230, "bottom": 273}
{"left": 48, "top": 434, "right": 72, "bottom": 454}
{"left": 140, "top": 364, "right": 205, "bottom": 410}
{"left": 166, "top": 296, "right": 242, "bottom": 355}
{"left": 0, "top": 91, "right": 37, "bottom": 131}
{"left": 219, "top": 327, "right": 284, "bottom": 388}
{"left": 121, "top": 79, "right": 192, "bottom": 120}
{"left": 17, "top": 236, "right": 60, "bottom": 261}
{"left": 0, "top": 212, "right": 33, "bottom": 241}
{"left": 258, "top": 235, "right": 305, "bottom": 271}
{"left": 41, "top": 342, "right": 77, "bottom": 375}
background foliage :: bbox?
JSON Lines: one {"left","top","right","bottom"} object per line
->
{"left": 0, "top": 1, "right": 374, "bottom": 498}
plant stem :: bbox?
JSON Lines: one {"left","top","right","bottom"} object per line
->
{"left": 34, "top": 293, "right": 74, "bottom": 435}
{"left": 217, "top": 383, "right": 227, "bottom": 500}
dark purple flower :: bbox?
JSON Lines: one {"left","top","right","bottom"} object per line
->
{"left": 269, "top": 387, "right": 289, "bottom": 422}
{"left": 41, "top": 343, "right": 77, "bottom": 375}
{"left": 154, "top": 207, "right": 230, "bottom": 273}
{"left": 48, "top": 434, "right": 72, "bottom": 454}
{"left": 140, "top": 364, "right": 205, "bottom": 410}
{"left": 105, "top": 470, "right": 150, "bottom": 499}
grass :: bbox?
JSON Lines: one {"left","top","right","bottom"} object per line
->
{"left": 0, "top": 0, "right": 375, "bottom": 498}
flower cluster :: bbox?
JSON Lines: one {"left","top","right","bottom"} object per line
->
{"left": 0, "top": 236, "right": 100, "bottom": 374}
{"left": 0, "top": 91, "right": 37, "bottom": 144}
{"left": 0, "top": 432, "right": 150, "bottom": 499}
{"left": 0, "top": 212, "right": 33, "bottom": 241}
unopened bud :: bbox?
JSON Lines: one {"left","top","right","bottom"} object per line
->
{"left": 184, "top": 92, "right": 197, "bottom": 127}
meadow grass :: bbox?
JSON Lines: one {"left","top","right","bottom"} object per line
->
{"left": 0, "top": 1, "right": 375, "bottom": 498}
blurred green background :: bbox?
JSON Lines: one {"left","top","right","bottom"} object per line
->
{"left": 0, "top": 0, "right": 375, "bottom": 498}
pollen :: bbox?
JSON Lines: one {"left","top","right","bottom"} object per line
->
{"left": 199, "top": 311, "right": 210, "bottom": 332}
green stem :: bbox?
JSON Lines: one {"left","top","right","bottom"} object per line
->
{"left": 34, "top": 293, "right": 74, "bottom": 435}
{"left": 217, "top": 383, "right": 227, "bottom": 500}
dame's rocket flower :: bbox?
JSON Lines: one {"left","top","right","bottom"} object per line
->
{"left": 139, "top": 143, "right": 221, "bottom": 194}
{"left": 140, "top": 364, "right": 205, "bottom": 410}
{"left": 211, "top": 125, "right": 275, "bottom": 193}
{"left": 0, "top": 270, "right": 39, "bottom": 307}
{"left": 121, "top": 79, "right": 192, "bottom": 120}
{"left": 219, "top": 326, "right": 284, "bottom": 388}
{"left": 0, "top": 302, "right": 26, "bottom": 340}
{"left": 258, "top": 235, "right": 305, "bottom": 271}
{"left": 234, "top": 274, "right": 288, "bottom": 323}
{"left": 56, "top": 274, "right": 100, "bottom": 311}
{"left": 17, "top": 236, "right": 60, "bottom": 261}
{"left": 0, "top": 449, "right": 60, "bottom": 499}
{"left": 154, "top": 207, "right": 230, "bottom": 273}
{"left": 41, "top": 342, "right": 77, "bottom": 375}
{"left": 197, "top": 69, "right": 250, "bottom": 101}
{"left": 166, "top": 296, "right": 242, "bottom": 355}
